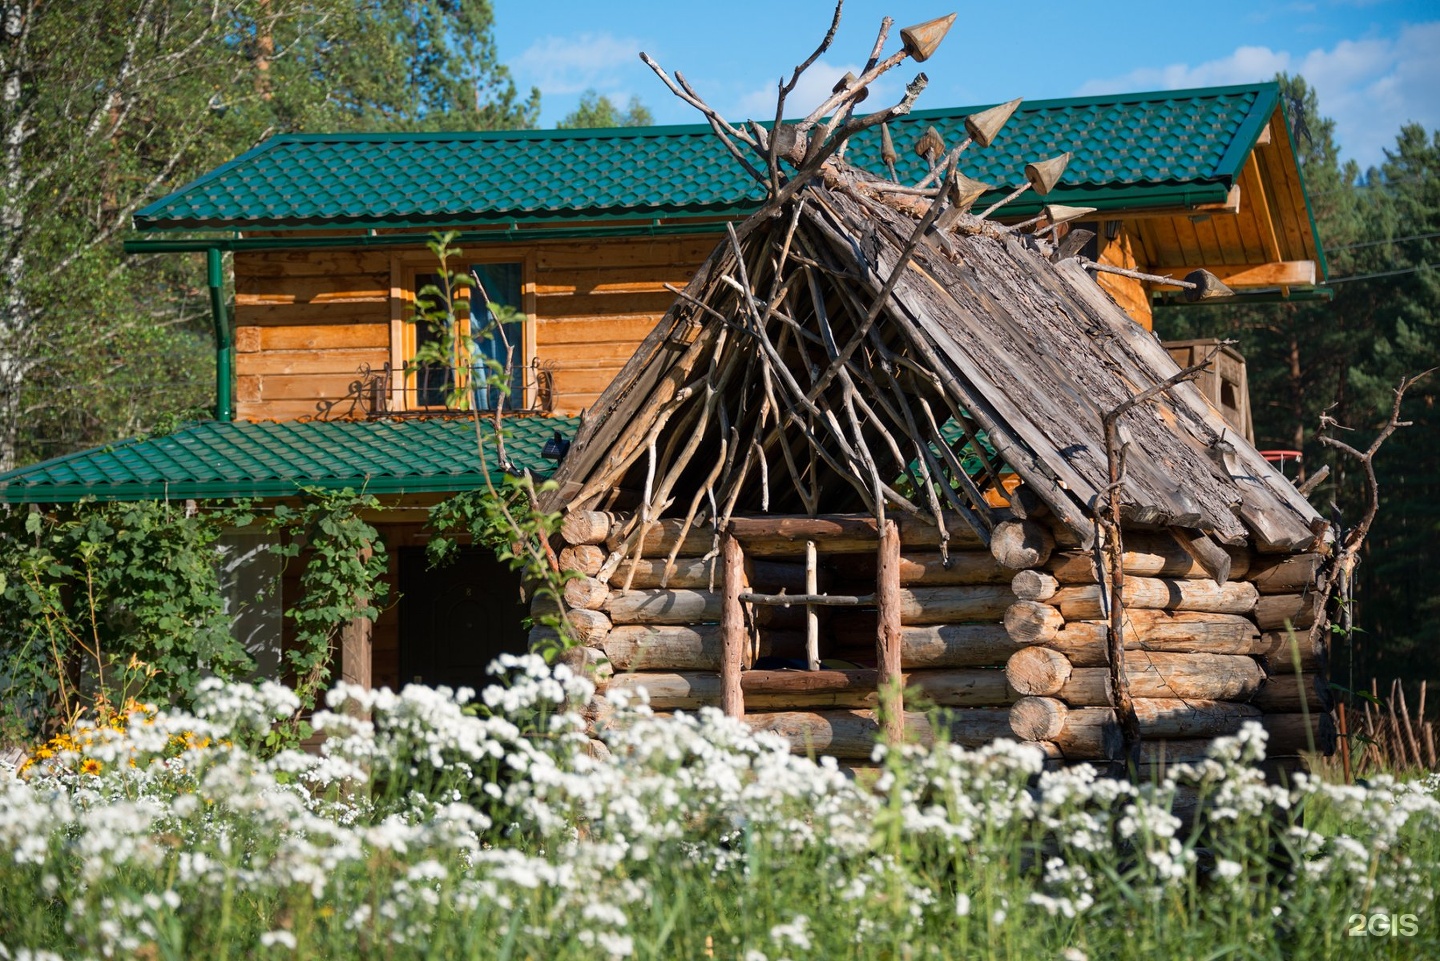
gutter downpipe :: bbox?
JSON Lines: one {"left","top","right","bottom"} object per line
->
{"left": 206, "top": 247, "right": 234, "bottom": 422}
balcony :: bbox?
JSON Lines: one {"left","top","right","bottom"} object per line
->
{"left": 283, "top": 362, "right": 556, "bottom": 422}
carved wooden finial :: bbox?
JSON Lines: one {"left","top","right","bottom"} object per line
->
{"left": 915, "top": 125, "right": 945, "bottom": 164}
{"left": 1182, "top": 268, "right": 1235, "bottom": 302}
{"left": 880, "top": 123, "right": 898, "bottom": 165}
{"left": 964, "top": 97, "right": 1021, "bottom": 148}
{"left": 951, "top": 173, "right": 994, "bottom": 211}
{"left": 832, "top": 71, "right": 868, "bottom": 103}
{"left": 1043, "top": 204, "right": 1097, "bottom": 226}
{"left": 1024, "top": 152, "right": 1071, "bottom": 195}
{"left": 900, "top": 13, "right": 956, "bottom": 63}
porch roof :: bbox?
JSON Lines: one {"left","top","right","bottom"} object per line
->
{"left": 0, "top": 415, "right": 579, "bottom": 504}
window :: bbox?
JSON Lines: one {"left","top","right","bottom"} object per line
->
{"left": 402, "top": 260, "right": 527, "bottom": 411}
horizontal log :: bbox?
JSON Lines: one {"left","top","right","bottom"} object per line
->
{"left": 1041, "top": 700, "right": 1264, "bottom": 758}
{"left": 894, "top": 624, "right": 1022, "bottom": 668}
{"left": 1253, "top": 673, "right": 1331, "bottom": 712}
{"left": 1005, "top": 646, "right": 1073, "bottom": 697}
{"left": 1058, "top": 653, "right": 1265, "bottom": 705}
{"left": 1043, "top": 612, "right": 1261, "bottom": 666}
{"left": 1011, "top": 570, "right": 1059, "bottom": 601}
{"left": 1255, "top": 630, "right": 1323, "bottom": 673}
{"left": 989, "top": 519, "right": 1055, "bottom": 569}
{"left": 1254, "top": 592, "right": 1324, "bottom": 631}
{"left": 610, "top": 557, "right": 805, "bottom": 591}
{"left": 561, "top": 510, "right": 614, "bottom": 546}
{"left": 558, "top": 544, "right": 606, "bottom": 576}
{"left": 1004, "top": 601, "right": 1064, "bottom": 644}
{"left": 603, "top": 589, "right": 803, "bottom": 627}
{"left": 742, "top": 708, "right": 1017, "bottom": 759}
{"left": 741, "top": 592, "right": 867, "bottom": 607}
{"left": 605, "top": 589, "right": 719, "bottom": 624}
{"left": 607, "top": 514, "right": 992, "bottom": 558}
{"left": 1051, "top": 577, "right": 1258, "bottom": 619}
{"left": 899, "top": 586, "right": 1016, "bottom": 624}
{"left": 1048, "top": 533, "right": 1251, "bottom": 583}
{"left": 1261, "top": 711, "right": 1336, "bottom": 756}
{"left": 563, "top": 575, "right": 610, "bottom": 611}
{"left": 829, "top": 551, "right": 1016, "bottom": 586}
{"left": 601, "top": 668, "right": 1013, "bottom": 711}
{"left": 1010, "top": 696, "right": 1067, "bottom": 741}
{"left": 566, "top": 608, "right": 612, "bottom": 646}
{"left": 1246, "top": 553, "right": 1325, "bottom": 594}
{"left": 602, "top": 625, "right": 804, "bottom": 671}
{"left": 556, "top": 645, "right": 613, "bottom": 683}
{"left": 607, "top": 518, "right": 716, "bottom": 557}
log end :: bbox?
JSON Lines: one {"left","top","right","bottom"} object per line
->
{"left": 1004, "top": 600, "right": 1064, "bottom": 644}
{"left": 1005, "top": 645, "right": 1073, "bottom": 696}
{"left": 1010, "top": 696, "right": 1068, "bottom": 741}
{"left": 990, "top": 519, "right": 1056, "bottom": 570}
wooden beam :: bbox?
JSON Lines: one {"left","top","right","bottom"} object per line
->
{"left": 1149, "top": 260, "right": 1316, "bottom": 289}
{"left": 876, "top": 519, "right": 904, "bottom": 744}
{"left": 1256, "top": 122, "right": 1273, "bottom": 146}
{"left": 720, "top": 531, "right": 746, "bottom": 719}
{"left": 1241, "top": 153, "right": 1285, "bottom": 271}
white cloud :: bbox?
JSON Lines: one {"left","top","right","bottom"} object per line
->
{"left": 730, "top": 58, "right": 898, "bottom": 124}
{"left": 512, "top": 32, "right": 648, "bottom": 97}
{"left": 1074, "top": 21, "right": 1440, "bottom": 170}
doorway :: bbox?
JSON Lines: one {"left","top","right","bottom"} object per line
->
{"left": 397, "top": 546, "right": 529, "bottom": 691}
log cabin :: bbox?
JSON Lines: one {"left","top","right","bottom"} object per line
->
{"left": 0, "top": 79, "right": 1333, "bottom": 764}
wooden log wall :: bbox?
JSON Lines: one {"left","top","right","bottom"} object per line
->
{"left": 545, "top": 509, "right": 1333, "bottom": 766}
{"left": 232, "top": 236, "right": 713, "bottom": 421}
{"left": 1002, "top": 522, "right": 1333, "bottom": 763}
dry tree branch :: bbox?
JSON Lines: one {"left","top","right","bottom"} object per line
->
{"left": 1316, "top": 370, "right": 1432, "bottom": 565}
{"left": 1097, "top": 347, "right": 1227, "bottom": 767}
{"left": 639, "top": 53, "right": 766, "bottom": 184}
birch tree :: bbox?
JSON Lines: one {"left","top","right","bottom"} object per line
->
{"left": 0, "top": 0, "right": 537, "bottom": 471}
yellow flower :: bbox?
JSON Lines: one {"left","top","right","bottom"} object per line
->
{"left": 80, "top": 758, "right": 102, "bottom": 776}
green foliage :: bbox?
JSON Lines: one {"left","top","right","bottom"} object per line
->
{"left": 3, "top": 0, "right": 539, "bottom": 471}
{"left": 269, "top": 488, "right": 390, "bottom": 718}
{"left": 0, "top": 501, "right": 250, "bottom": 737}
{"left": 558, "top": 89, "right": 654, "bottom": 129}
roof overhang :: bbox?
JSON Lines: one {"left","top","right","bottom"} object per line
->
{"left": 0, "top": 417, "right": 579, "bottom": 505}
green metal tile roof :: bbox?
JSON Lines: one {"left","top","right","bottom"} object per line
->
{"left": 0, "top": 416, "right": 580, "bottom": 504}
{"left": 134, "top": 84, "right": 1282, "bottom": 231}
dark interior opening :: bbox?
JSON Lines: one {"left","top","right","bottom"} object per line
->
{"left": 397, "top": 546, "right": 528, "bottom": 691}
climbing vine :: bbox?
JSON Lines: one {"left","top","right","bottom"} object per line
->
{"left": 269, "top": 488, "right": 390, "bottom": 722}
{"left": 413, "top": 232, "right": 576, "bottom": 662}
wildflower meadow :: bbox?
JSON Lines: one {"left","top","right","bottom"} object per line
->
{"left": 1, "top": 655, "right": 1437, "bottom": 960}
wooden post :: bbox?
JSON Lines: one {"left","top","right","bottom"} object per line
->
{"left": 876, "top": 519, "right": 904, "bottom": 743}
{"left": 720, "top": 530, "right": 746, "bottom": 719}
{"left": 805, "top": 540, "right": 820, "bottom": 671}
{"left": 339, "top": 545, "right": 373, "bottom": 720}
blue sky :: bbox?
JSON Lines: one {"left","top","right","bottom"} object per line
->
{"left": 495, "top": 0, "right": 1439, "bottom": 171}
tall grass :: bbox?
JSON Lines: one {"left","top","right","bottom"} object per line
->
{"left": 1, "top": 657, "right": 1436, "bottom": 960}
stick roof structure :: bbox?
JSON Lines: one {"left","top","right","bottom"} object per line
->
{"left": 542, "top": 7, "right": 1325, "bottom": 569}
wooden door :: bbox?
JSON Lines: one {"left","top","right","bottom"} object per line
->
{"left": 397, "top": 546, "right": 528, "bottom": 691}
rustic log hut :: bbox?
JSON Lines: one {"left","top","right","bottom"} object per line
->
{"left": 538, "top": 8, "right": 1336, "bottom": 770}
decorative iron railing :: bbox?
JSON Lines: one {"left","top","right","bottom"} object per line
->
{"left": 302, "top": 361, "right": 555, "bottom": 421}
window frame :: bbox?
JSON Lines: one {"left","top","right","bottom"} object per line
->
{"left": 388, "top": 247, "right": 537, "bottom": 413}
